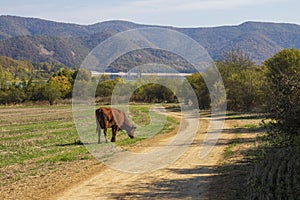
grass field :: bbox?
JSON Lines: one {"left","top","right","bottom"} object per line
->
{"left": 0, "top": 104, "right": 178, "bottom": 187}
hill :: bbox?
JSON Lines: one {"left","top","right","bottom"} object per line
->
{"left": 0, "top": 56, "right": 35, "bottom": 79}
{"left": 0, "top": 35, "right": 89, "bottom": 66}
{"left": 178, "top": 21, "right": 300, "bottom": 62}
{"left": 0, "top": 56, "right": 69, "bottom": 80}
{"left": 0, "top": 15, "right": 300, "bottom": 70}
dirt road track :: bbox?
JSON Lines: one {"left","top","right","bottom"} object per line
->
{"left": 57, "top": 111, "right": 235, "bottom": 200}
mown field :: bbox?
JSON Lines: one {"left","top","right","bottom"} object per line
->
{"left": 0, "top": 104, "right": 178, "bottom": 189}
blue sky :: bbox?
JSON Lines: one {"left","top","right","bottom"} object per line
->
{"left": 0, "top": 0, "right": 299, "bottom": 27}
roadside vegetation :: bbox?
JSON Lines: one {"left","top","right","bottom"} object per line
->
{"left": 209, "top": 48, "right": 300, "bottom": 199}
{"left": 244, "top": 48, "right": 300, "bottom": 199}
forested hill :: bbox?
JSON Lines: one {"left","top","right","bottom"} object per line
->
{"left": 1, "top": 15, "right": 300, "bottom": 68}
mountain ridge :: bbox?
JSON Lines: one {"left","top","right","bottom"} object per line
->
{"left": 0, "top": 15, "right": 300, "bottom": 68}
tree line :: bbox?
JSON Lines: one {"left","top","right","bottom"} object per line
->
{"left": 0, "top": 49, "right": 299, "bottom": 112}
{"left": 1, "top": 49, "right": 299, "bottom": 136}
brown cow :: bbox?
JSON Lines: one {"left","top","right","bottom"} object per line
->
{"left": 95, "top": 107, "right": 136, "bottom": 143}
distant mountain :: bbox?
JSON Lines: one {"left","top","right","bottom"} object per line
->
{"left": 0, "top": 15, "right": 300, "bottom": 70}
{"left": 178, "top": 21, "right": 300, "bottom": 62}
{"left": 0, "top": 15, "right": 91, "bottom": 39}
{"left": 0, "top": 15, "right": 146, "bottom": 39}
{"left": 0, "top": 35, "right": 89, "bottom": 66}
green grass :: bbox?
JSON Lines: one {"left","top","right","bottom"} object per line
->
{"left": 223, "top": 120, "right": 261, "bottom": 159}
{"left": 129, "top": 104, "right": 151, "bottom": 126}
{"left": 233, "top": 123, "right": 260, "bottom": 133}
{"left": 0, "top": 104, "right": 179, "bottom": 187}
{"left": 0, "top": 105, "right": 88, "bottom": 168}
{"left": 240, "top": 123, "right": 259, "bottom": 129}
{"left": 116, "top": 137, "right": 145, "bottom": 146}
{"left": 0, "top": 104, "right": 178, "bottom": 168}
{"left": 224, "top": 138, "right": 240, "bottom": 159}
{"left": 116, "top": 115, "right": 179, "bottom": 146}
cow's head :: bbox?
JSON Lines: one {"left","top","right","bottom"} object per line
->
{"left": 128, "top": 126, "right": 136, "bottom": 138}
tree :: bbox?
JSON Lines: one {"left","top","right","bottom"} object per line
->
{"left": 145, "top": 83, "right": 176, "bottom": 103}
{"left": 264, "top": 48, "right": 300, "bottom": 134}
{"left": 72, "top": 68, "right": 91, "bottom": 82}
{"left": 217, "top": 50, "right": 265, "bottom": 111}
{"left": 48, "top": 75, "right": 72, "bottom": 98}
{"left": 42, "top": 81, "right": 61, "bottom": 105}
{"left": 0, "top": 66, "right": 13, "bottom": 90}
{"left": 186, "top": 73, "right": 210, "bottom": 109}
{"left": 6, "top": 84, "right": 26, "bottom": 104}
{"left": 25, "top": 78, "right": 46, "bottom": 101}
{"left": 0, "top": 90, "right": 8, "bottom": 104}
{"left": 96, "top": 79, "right": 117, "bottom": 98}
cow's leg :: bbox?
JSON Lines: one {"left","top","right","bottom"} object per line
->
{"left": 96, "top": 124, "right": 101, "bottom": 144}
{"left": 103, "top": 128, "right": 108, "bottom": 143}
{"left": 111, "top": 126, "right": 117, "bottom": 142}
{"left": 104, "top": 121, "right": 109, "bottom": 143}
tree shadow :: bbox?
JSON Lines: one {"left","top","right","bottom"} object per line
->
{"left": 221, "top": 126, "right": 264, "bottom": 134}
{"left": 215, "top": 137, "right": 256, "bottom": 146}
{"left": 225, "top": 113, "right": 268, "bottom": 120}
{"left": 108, "top": 165, "right": 219, "bottom": 199}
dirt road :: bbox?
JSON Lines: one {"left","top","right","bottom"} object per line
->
{"left": 57, "top": 110, "right": 243, "bottom": 200}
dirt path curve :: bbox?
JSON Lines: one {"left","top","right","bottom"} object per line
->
{"left": 57, "top": 111, "right": 235, "bottom": 200}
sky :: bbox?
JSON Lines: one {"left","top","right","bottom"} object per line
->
{"left": 0, "top": 0, "right": 300, "bottom": 27}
